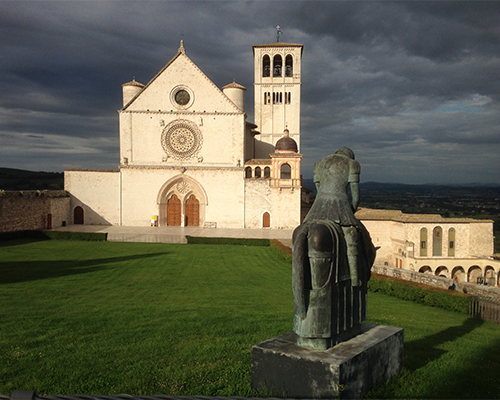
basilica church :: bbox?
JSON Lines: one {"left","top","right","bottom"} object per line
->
{"left": 65, "top": 40, "right": 304, "bottom": 229}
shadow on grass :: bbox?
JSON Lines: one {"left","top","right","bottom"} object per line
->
{"left": 0, "top": 253, "right": 168, "bottom": 284}
{"left": 371, "top": 320, "right": 500, "bottom": 399}
{"left": 404, "top": 317, "right": 484, "bottom": 371}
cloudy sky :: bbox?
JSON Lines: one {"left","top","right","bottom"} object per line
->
{"left": 1, "top": 1, "right": 500, "bottom": 184}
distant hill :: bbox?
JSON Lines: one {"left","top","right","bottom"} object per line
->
{"left": 0, "top": 168, "right": 64, "bottom": 190}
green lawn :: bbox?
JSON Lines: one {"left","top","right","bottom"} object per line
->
{"left": 1, "top": 239, "right": 499, "bottom": 398}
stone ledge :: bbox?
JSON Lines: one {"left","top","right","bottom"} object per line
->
{"left": 251, "top": 323, "right": 404, "bottom": 399}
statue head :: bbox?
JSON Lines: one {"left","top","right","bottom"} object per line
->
{"left": 335, "top": 147, "right": 355, "bottom": 160}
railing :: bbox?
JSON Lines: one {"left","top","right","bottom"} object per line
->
{"left": 470, "top": 296, "right": 500, "bottom": 324}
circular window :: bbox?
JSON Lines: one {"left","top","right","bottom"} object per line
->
{"left": 171, "top": 86, "right": 194, "bottom": 109}
{"left": 161, "top": 120, "right": 202, "bottom": 160}
{"left": 175, "top": 90, "right": 190, "bottom": 106}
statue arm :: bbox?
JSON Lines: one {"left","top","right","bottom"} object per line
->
{"left": 349, "top": 160, "right": 361, "bottom": 211}
{"left": 350, "top": 182, "right": 360, "bottom": 211}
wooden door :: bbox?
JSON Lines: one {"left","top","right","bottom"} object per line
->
{"left": 167, "top": 194, "right": 181, "bottom": 226}
{"left": 263, "top": 212, "right": 270, "bottom": 228}
{"left": 185, "top": 194, "right": 199, "bottom": 226}
{"left": 46, "top": 214, "right": 52, "bottom": 230}
{"left": 74, "top": 206, "right": 84, "bottom": 224}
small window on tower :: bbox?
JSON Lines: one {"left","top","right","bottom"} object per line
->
{"left": 280, "top": 163, "right": 291, "bottom": 179}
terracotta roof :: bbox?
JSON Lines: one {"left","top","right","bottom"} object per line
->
{"left": 121, "top": 79, "right": 145, "bottom": 88}
{"left": 355, "top": 208, "right": 493, "bottom": 223}
{"left": 222, "top": 81, "right": 246, "bottom": 90}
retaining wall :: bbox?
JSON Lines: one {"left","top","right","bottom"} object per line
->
{"left": 372, "top": 264, "right": 500, "bottom": 300}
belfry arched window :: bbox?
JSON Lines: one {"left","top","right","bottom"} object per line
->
{"left": 245, "top": 166, "right": 252, "bottom": 179}
{"left": 262, "top": 55, "right": 270, "bottom": 77}
{"left": 273, "top": 55, "right": 282, "bottom": 77}
{"left": 280, "top": 163, "right": 291, "bottom": 179}
{"left": 264, "top": 167, "right": 271, "bottom": 178}
{"left": 285, "top": 55, "right": 293, "bottom": 77}
{"left": 255, "top": 167, "right": 261, "bottom": 178}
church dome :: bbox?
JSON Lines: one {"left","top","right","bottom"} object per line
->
{"left": 275, "top": 129, "right": 298, "bottom": 153}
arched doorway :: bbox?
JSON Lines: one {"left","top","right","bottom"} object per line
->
{"left": 167, "top": 194, "right": 181, "bottom": 226}
{"left": 485, "top": 266, "right": 495, "bottom": 285}
{"left": 263, "top": 212, "right": 270, "bottom": 228}
{"left": 468, "top": 265, "right": 482, "bottom": 284}
{"left": 185, "top": 194, "right": 199, "bottom": 226}
{"left": 419, "top": 265, "right": 432, "bottom": 274}
{"left": 157, "top": 175, "right": 207, "bottom": 227}
{"left": 452, "top": 266, "right": 465, "bottom": 282}
{"left": 435, "top": 266, "right": 449, "bottom": 278}
{"left": 74, "top": 206, "right": 84, "bottom": 224}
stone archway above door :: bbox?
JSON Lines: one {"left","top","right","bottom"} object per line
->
{"left": 157, "top": 175, "right": 207, "bottom": 227}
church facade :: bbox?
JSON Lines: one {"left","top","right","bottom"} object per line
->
{"left": 65, "top": 41, "right": 304, "bottom": 229}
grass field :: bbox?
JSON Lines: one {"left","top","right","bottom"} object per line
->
{"left": 1, "top": 239, "right": 500, "bottom": 398}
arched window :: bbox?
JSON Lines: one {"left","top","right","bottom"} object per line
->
{"left": 420, "top": 228, "right": 427, "bottom": 257}
{"left": 255, "top": 167, "right": 261, "bottom": 178}
{"left": 285, "top": 54, "right": 293, "bottom": 77}
{"left": 273, "top": 54, "right": 282, "bottom": 77}
{"left": 280, "top": 163, "right": 291, "bottom": 179}
{"left": 448, "top": 228, "right": 455, "bottom": 256}
{"left": 264, "top": 167, "right": 271, "bottom": 178}
{"left": 245, "top": 166, "right": 252, "bottom": 179}
{"left": 262, "top": 55, "right": 270, "bottom": 77}
{"left": 433, "top": 226, "right": 442, "bottom": 256}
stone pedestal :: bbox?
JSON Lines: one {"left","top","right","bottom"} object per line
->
{"left": 251, "top": 323, "right": 403, "bottom": 399}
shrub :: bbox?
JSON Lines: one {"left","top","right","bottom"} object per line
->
{"left": 42, "top": 231, "right": 107, "bottom": 241}
{"left": 368, "top": 274, "right": 470, "bottom": 314}
{"left": 186, "top": 236, "right": 270, "bottom": 246}
{"left": 0, "top": 230, "right": 48, "bottom": 242}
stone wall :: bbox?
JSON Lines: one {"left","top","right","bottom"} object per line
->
{"left": 0, "top": 190, "right": 70, "bottom": 233}
{"left": 372, "top": 263, "right": 500, "bottom": 300}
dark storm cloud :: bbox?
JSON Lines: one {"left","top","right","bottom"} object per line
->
{"left": 1, "top": 1, "right": 499, "bottom": 184}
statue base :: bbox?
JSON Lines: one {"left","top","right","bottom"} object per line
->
{"left": 251, "top": 323, "right": 404, "bottom": 399}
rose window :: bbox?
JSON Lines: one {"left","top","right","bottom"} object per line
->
{"left": 161, "top": 120, "right": 202, "bottom": 160}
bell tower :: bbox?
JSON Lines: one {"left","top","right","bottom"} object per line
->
{"left": 253, "top": 42, "right": 303, "bottom": 158}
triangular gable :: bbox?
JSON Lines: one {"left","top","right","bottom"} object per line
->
{"left": 122, "top": 50, "right": 242, "bottom": 114}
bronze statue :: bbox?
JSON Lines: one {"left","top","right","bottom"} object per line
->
{"left": 292, "top": 147, "right": 376, "bottom": 350}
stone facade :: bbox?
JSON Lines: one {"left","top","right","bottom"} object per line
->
{"left": 357, "top": 208, "right": 500, "bottom": 286}
{"left": 0, "top": 190, "right": 70, "bottom": 233}
{"left": 65, "top": 41, "right": 304, "bottom": 229}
